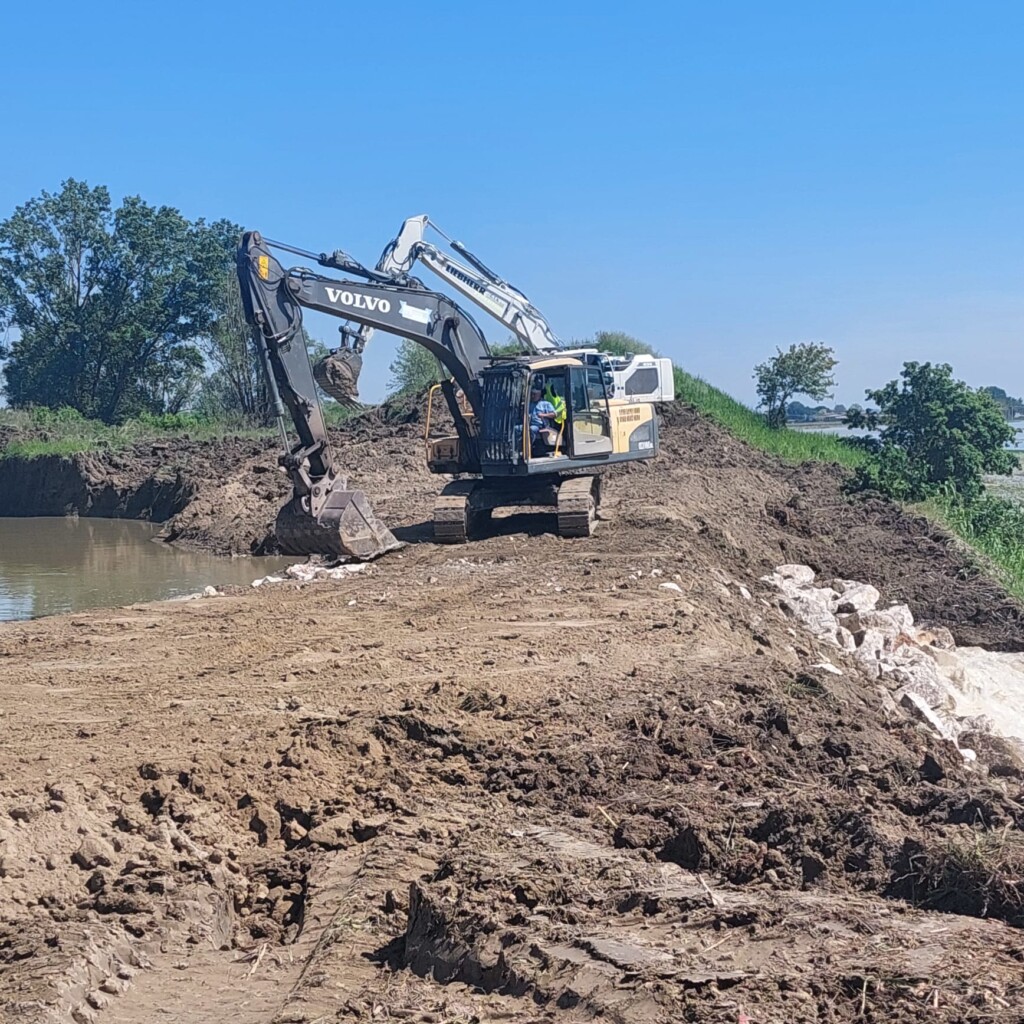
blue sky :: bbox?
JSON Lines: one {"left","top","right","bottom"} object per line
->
{"left": 2, "top": 0, "right": 1023, "bottom": 405}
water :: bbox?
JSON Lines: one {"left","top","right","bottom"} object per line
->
{"left": 0, "top": 518, "right": 294, "bottom": 622}
{"left": 795, "top": 422, "right": 1024, "bottom": 447}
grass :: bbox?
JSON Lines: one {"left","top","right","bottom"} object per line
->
{"left": 672, "top": 368, "right": 868, "bottom": 468}
{"left": 673, "top": 367, "right": 1024, "bottom": 600}
{"left": 922, "top": 492, "right": 1024, "bottom": 603}
{"left": 0, "top": 406, "right": 273, "bottom": 459}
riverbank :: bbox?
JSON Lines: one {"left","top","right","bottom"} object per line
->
{"left": 3, "top": 404, "right": 1024, "bottom": 1022}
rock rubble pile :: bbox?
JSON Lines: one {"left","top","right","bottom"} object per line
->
{"left": 763, "top": 564, "right": 1024, "bottom": 763}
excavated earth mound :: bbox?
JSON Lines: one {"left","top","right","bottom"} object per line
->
{"left": 1, "top": 404, "right": 1024, "bottom": 1023}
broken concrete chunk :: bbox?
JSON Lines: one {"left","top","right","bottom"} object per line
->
{"left": 891, "top": 668, "right": 949, "bottom": 711}
{"left": 810, "top": 661, "right": 843, "bottom": 676}
{"left": 899, "top": 691, "right": 960, "bottom": 743}
{"left": 835, "top": 627, "right": 856, "bottom": 652}
{"left": 833, "top": 582, "right": 880, "bottom": 615}
{"left": 916, "top": 625, "right": 956, "bottom": 650}
{"left": 767, "top": 564, "right": 817, "bottom": 586}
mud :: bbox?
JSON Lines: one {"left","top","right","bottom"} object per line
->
{"left": 2, "top": 403, "right": 1024, "bottom": 1022}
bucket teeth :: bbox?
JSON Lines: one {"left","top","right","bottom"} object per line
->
{"left": 275, "top": 491, "right": 402, "bottom": 560}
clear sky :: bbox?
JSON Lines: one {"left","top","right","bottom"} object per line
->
{"left": 2, "top": 0, "right": 1022, "bottom": 405}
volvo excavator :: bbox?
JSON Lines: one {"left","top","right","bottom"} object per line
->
{"left": 312, "top": 215, "right": 675, "bottom": 408}
{"left": 238, "top": 230, "right": 664, "bottom": 560}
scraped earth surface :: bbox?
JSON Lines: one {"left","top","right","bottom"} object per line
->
{"left": 2, "top": 406, "right": 1024, "bottom": 1023}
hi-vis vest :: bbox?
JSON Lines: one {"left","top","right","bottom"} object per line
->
{"left": 544, "top": 385, "right": 566, "bottom": 427}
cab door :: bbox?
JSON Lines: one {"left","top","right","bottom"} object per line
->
{"left": 568, "top": 366, "right": 613, "bottom": 457}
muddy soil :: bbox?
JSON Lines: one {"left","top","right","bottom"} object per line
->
{"left": 2, "top": 405, "right": 1024, "bottom": 1023}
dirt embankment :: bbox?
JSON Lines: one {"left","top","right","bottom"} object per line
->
{"left": 2, "top": 403, "right": 1022, "bottom": 648}
{"left": 2, "top": 404, "right": 1024, "bottom": 1022}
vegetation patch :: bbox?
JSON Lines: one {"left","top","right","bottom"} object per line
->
{"left": 673, "top": 368, "right": 867, "bottom": 467}
{"left": 0, "top": 406, "right": 272, "bottom": 460}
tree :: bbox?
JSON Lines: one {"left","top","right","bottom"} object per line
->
{"left": 387, "top": 338, "right": 445, "bottom": 395}
{"left": 592, "top": 330, "right": 655, "bottom": 357}
{"left": 385, "top": 334, "right": 522, "bottom": 396}
{"left": 0, "top": 179, "right": 236, "bottom": 422}
{"left": 846, "top": 362, "right": 1016, "bottom": 501}
{"left": 196, "top": 273, "right": 272, "bottom": 423}
{"left": 753, "top": 342, "right": 838, "bottom": 428}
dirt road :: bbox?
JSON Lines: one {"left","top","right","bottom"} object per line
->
{"left": 2, "top": 409, "right": 1023, "bottom": 1023}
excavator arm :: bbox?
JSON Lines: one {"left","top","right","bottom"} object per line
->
{"left": 376, "top": 215, "right": 561, "bottom": 353}
{"left": 237, "top": 230, "right": 491, "bottom": 559}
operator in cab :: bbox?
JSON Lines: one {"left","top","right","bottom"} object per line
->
{"left": 529, "top": 379, "right": 557, "bottom": 455}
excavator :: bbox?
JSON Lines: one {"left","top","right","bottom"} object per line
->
{"left": 237, "top": 230, "right": 665, "bottom": 560}
{"left": 312, "top": 215, "right": 675, "bottom": 408}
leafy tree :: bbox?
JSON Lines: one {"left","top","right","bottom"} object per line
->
{"left": 753, "top": 342, "right": 838, "bottom": 428}
{"left": 386, "top": 334, "right": 522, "bottom": 395}
{"left": 846, "top": 362, "right": 1016, "bottom": 501}
{"left": 0, "top": 179, "right": 236, "bottom": 422}
{"left": 196, "top": 273, "right": 275, "bottom": 423}
{"left": 592, "top": 330, "right": 655, "bottom": 357}
{"left": 387, "top": 338, "right": 444, "bottom": 395}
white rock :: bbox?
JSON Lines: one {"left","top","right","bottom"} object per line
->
{"left": 858, "top": 610, "right": 906, "bottom": 637}
{"left": 772, "top": 564, "right": 816, "bottom": 585}
{"left": 959, "top": 748, "right": 977, "bottom": 762}
{"left": 202, "top": 586, "right": 218, "bottom": 597}
{"left": 811, "top": 661, "right": 843, "bottom": 676}
{"left": 832, "top": 582, "right": 881, "bottom": 614}
{"left": 836, "top": 627, "right": 857, "bottom": 652}
{"left": 852, "top": 628, "right": 889, "bottom": 666}
{"left": 659, "top": 582, "right": 683, "bottom": 593}
{"left": 899, "top": 691, "right": 960, "bottom": 743}
{"left": 885, "top": 604, "right": 915, "bottom": 633}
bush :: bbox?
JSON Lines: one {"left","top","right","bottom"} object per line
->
{"left": 849, "top": 362, "right": 1016, "bottom": 501}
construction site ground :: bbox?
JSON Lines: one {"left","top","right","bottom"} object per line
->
{"left": 2, "top": 405, "right": 1024, "bottom": 1023}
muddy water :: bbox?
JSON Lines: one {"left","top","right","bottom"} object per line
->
{"left": 0, "top": 518, "right": 293, "bottom": 621}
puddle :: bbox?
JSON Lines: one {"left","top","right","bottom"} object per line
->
{"left": 0, "top": 517, "right": 293, "bottom": 621}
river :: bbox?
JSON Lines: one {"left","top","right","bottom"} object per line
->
{"left": 794, "top": 422, "right": 1024, "bottom": 446}
{"left": 0, "top": 518, "right": 293, "bottom": 622}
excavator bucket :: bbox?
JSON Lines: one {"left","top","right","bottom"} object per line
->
{"left": 275, "top": 488, "right": 403, "bottom": 560}
{"left": 313, "top": 350, "right": 363, "bottom": 407}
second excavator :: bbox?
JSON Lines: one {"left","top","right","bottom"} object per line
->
{"left": 312, "top": 215, "right": 676, "bottom": 408}
{"left": 237, "top": 230, "right": 666, "bottom": 560}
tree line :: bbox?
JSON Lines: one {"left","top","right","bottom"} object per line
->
{"left": 0, "top": 180, "right": 272, "bottom": 425}
{"left": 1, "top": 181, "right": 1019, "bottom": 510}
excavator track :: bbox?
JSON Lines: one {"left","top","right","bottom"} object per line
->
{"left": 557, "top": 476, "right": 598, "bottom": 538}
{"left": 433, "top": 481, "right": 478, "bottom": 544}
